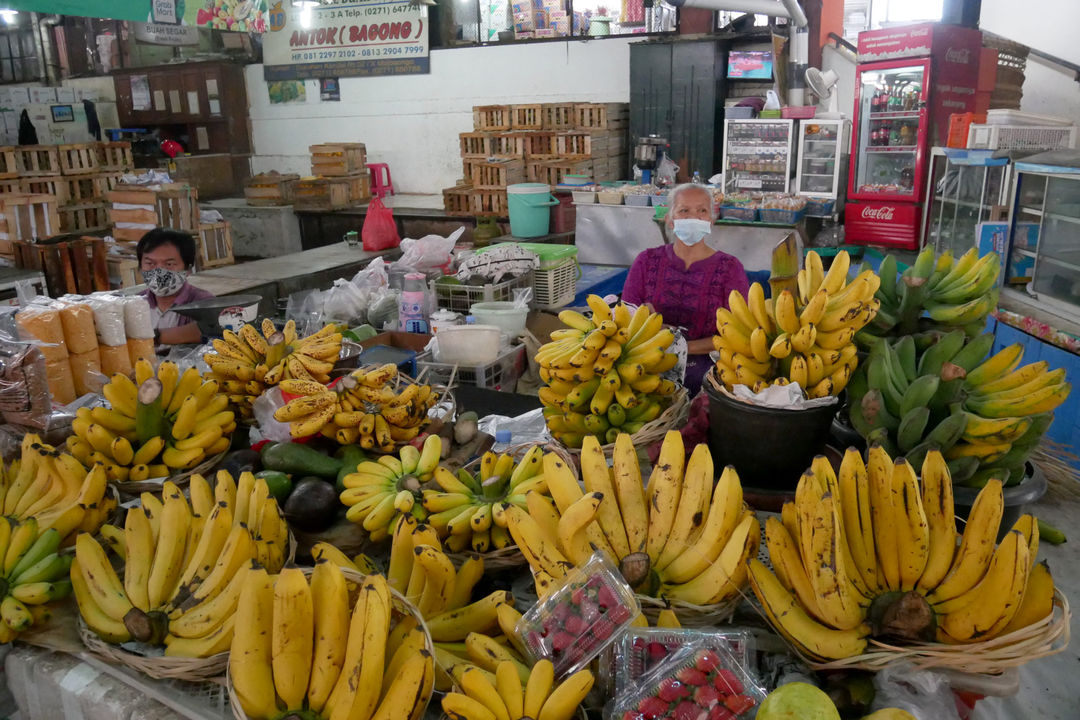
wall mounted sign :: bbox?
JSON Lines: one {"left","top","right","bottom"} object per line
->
{"left": 133, "top": 21, "right": 201, "bottom": 45}
{"left": 263, "top": 0, "right": 429, "bottom": 80}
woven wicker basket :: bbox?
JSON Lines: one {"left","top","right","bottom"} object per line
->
{"left": 113, "top": 449, "right": 229, "bottom": 498}
{"left": 228, "top": 566, "right": 433, "bottom": 720}
{"left": 78, "top": 617, "right": 228, "bottom": 681}
{"left": 635, "top": 593, "right": 739, "bottom": 629}
{"left": 803, "top": 589, "right": 1071, "bottom": 675}
{"left": 555, "top": 387, "right": 691, "bottom": 459}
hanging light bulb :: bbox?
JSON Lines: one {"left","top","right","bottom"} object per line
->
{"left": 292, "top": 0, "right": 320, "bottom": 29}
{"left": 0, "top": 10, "right": 18, "bottom": 25}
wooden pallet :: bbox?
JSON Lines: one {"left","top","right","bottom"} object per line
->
{"left": 443, "top": 185, "right": 473, "bottom": 216}
{"left": 196, "top": 222, "right": 234, "bottom": 270}
{"left": 0, "top": 179, "right": 19, "bottom": 195}
{"left": 95, "top": 142, "right": 134, "bottom": 172}
{"left": 0, "top": 193, "right": 61, "bottom": 246}
{"left": 59, "top": 144, "right": 99, "bottom": 175}
{"left": 574, "top": 103, "right": 629, "bottom": 130}
{"left": 541, "top": 103, "right": 577, "bottom": 131}
{"left": 244, "top": 172, "right": 301, "bottom": 206}
{"left": 471, "top": 189, "right": 508, "bottom": 217}
{"left": 471, "top": 159, "right": 526, "bottom": 189}
{"left": 59, "top": 203, "right": 109, "bottom": 233}
{"left": 309, "top": 143, "right": 367, "bottom": 176}
{"left": 490, "top": 133, "right": 526, "bottom": 158}
{"left": 529, "top": 158, "right": 594, "bottom": 187}
{"left": 294, "top": 176, "right": 361, "bottom": 210}
{"left": 17, "top": 146, "right": 61, "bottom": 176}
{"left": 473, "top": 105, "right": 512, "bottom": 131}
{"left": 588, "top": 130, "right": 628, "bottom": 157}
{"left": 511, "top": 104, "right": 543, "bottom": 130}
{"left": 556, "top": 132, "right": 591, "bottom": 157}
{"left": 21, "top": 174, "right": 116, "bottom": 208}
{"left": 0, "top": 147, "right": 16, "bottom": 179}
{"left": 523, "top": 132, "right": 557, "bottom": 159}
{"left": 459, "top": 132, "right": 494, "bottom": 158}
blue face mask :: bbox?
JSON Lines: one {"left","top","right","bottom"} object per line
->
{"left": 672, "top": 218, "right": 713, "bottom": 246}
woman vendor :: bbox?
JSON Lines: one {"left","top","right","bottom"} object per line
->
{"left": 622, "top": 184, "right": 750, "bottom": 394}
{"left": 138, "top": 228, "right": 215, "bottom": 345}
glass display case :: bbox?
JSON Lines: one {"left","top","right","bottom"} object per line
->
{"left": 1006, "top": 161, "right": 1080, "bottom": 321}
{"left": 922, "top": 147, "right": 1012, "bottom": 256}
{"left": 795, "top": 119, "right": 848, "bottom": 202}
{"left": 721, "top": 119, "right": 794, "bottom": 195}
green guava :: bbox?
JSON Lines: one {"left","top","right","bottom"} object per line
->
{"left": 756, "top": 682, "right": 841, "bottom": 720}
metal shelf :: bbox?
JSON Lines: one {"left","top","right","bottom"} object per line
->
{"left": 1043, "top": 211, "right": 1080, "bottom": 226}
{"left": 869, "top": 110, "right": 920, "bottom": 119}
{"left": 865, "top": 145, "right": 918, "bottom": 154}
{"left": 1037, "top": 254, "right": 1080, "bottom": 274}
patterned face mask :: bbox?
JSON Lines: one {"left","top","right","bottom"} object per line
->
{"left": 142, "top": 267, "right": 188, "bottom": 297}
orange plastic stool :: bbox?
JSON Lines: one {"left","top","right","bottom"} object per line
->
{"left": 368, "top": 163, "right": 395, "bottom": 198}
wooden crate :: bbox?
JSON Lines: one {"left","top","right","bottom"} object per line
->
{"left": 491, "top": 133, "right": 526, "bottom": 158}
{"left": 244, "top": 172, "right": 301, "bottom": 206}
{"left": 0, "top": 147, "right": 16, "bottom": 179}
{"left": 471, "top": 159, "right": 526, "bottom": 189}
{"left": 20, "top": 177, "right": 68, "bottom": 205}
{"left": 459, "top": 132, "right": 493, "bottom": 158}
{"left": 473, "top": 105, "right": 512, "bottom": 131}
{"left": 294, "top": 176, "right": 358, "bottom": 210}
{"left": 17, "top": 146, "right": 61, "bottom": 176}
{"left": 95, "top": 142, "right": 134, "bottom": 172}
{"left": 309, "top": 143, "right": 367, "bottom": 176}
{"left": 15, "top": 236, "right": 110, "bottom": 296}
{"left": 523, "top": 132, "right": 557, "bottom": 159}
{"left": 106, "top": 183, "right": 198, "bottom": 241}
{"left": 511, "top": 104, "right": 543, "bottom": 130}
{"left": 0, "top": 179, "right": 19, "bottom": 194}
{"left": 107, "top": 254, "right": 140, "bottom": 289}
{"left": 574, "top": 103, "right": 629, "bottom": 130}
{"left": 59, "top": 144, "right": 99, "bottom": 175}
{"left": 443, "top": 184, "right": 473, "bottom": 216}
{"left": 196, "top": 222, "right": 234, "bottom": 270}
{"left": 156, "top": 186, "right": 199, "bottom": 230}
{"left": 556, "top": 132, "right": 592, "bottom": 157}
{"left": 0, "top": 193, "right": 61, "bottom": 244}
{"left": 531, "top": 158, "right": 594, "bottom": 187}
{"left": 23, "top": 174, "right": 114, "bottom": 207}
{"left": 589, "top": 130, "right": 628, "bottom": 157}
{"left": 471, "top": 189, "right": 508, "bottom": 217}
{"left": 59, "top": 203, "right": 109, "bottom": 233}
{"left": 542, "top": 103, "right": 577, "bottom": 131}
{"left": 348, "top": 174, "right": 371, "bottom": 203}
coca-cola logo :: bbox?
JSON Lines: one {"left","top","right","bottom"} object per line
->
{"left": 945, "top": 47, "right": 971, "bottom": 64}
{"left": 861, "top": 206, "right": 896, "bottom": 221}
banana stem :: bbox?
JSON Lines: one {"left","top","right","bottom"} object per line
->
{"left": 135, "top": 379, "right": 166, "bottom": 445}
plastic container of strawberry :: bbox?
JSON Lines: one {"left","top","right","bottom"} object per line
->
{"left": 517, "top": 552, "right": 640, "bottom": 678}
{"left": 611, "top": 628, "right": 756, "bottom": 698}
{"left": 611, "top": 642, "right": 766, "bottom": 720}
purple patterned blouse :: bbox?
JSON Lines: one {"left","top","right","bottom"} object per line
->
{"left": 622, "top": 244, "right": 749, "bottom": 341}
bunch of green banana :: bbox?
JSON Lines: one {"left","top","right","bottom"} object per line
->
{"left": 229, "top": 565, "right": 435, "bottom": 720}
{"left": 536, "top": 294, "right": 680, "bottom": 448}
{"left": 847, "top": 332, "right": 1069, "bottom": 487}
{"left": 420, "top": 445, "right": 554, "bottom": 554}
{"left": 713, "top": 250, "right": 879, "bottom": 398}
{"left": 747, "top": 447, "right": 1056, "bottom": 661}
{"left": 338, "top": 435, "right": 442, "bottom": 541}
{"left": 73, "top": 472, "right": 289, "bottom": 654}
{"left": 0, "top": 518, "right": 72, "bottom": 642}
{"left": 861, "top": 246, "right": 1001, "bottom": 342}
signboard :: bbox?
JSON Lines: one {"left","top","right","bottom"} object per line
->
{"left": 151, "top": 0, "right": 177, "bottom": 23}
{"left": 184, "top": 0, "right": 269, "bottom": 32}
{"left": 3, "top": 0, "right": 151, "bottom": 21}
{"left": 134, "top": 22, "right": 201, "bottom": 45}
{"left": 263, "top": 0, "right": 429, "bottom": 80}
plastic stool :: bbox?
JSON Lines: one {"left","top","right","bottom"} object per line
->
{"left": 368, "top": 163, "right": 395, "bottom": 199}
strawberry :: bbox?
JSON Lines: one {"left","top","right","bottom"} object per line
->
{"left": 723, "top": 695, "right": 755, "bottom": 715}
{"left": 552, "top": 602, "right": 572, "bottom": 622}
{"left": 608, "top": 604, "right": 633, "bottom": 624}
{"left": 672, "top": 700, "right": 704, "bottom": 720}
{"left": 706, "top": 706, "right": 734, "bottom": 720}
{"left": 591, "top": 617, "right": 616, "bottom": 641}
{"left": 586, "top": 574, "right": 604, "bottom": 591}
{"left": 676, "top": 667, "right": 709, "bottom": 687}
{"left": 571, "top": 587, "right": 588, "bottom": 605}
{"left": 597, "top": 583, "right": 619, "bottom": 609}
{"left": 713, "top": 669, "right": 743, "bottom": 696}
{"left": 657, "top": 678, "right": 690, "bottom": 703}
{"left": 578, "top": 598, "right": 600, "bottom": 624}
{"left": 551, "top": 631, "right": 576, "bottom": 652}
{"left": 647, "top": 642, "right": 669, "bottom": 662}
{"left": 637, "top": 696, "right": 669, "bottom": 719}
{"left": 565, "top": 614, "right": 587, "bottom": 635}
{"left": 624, "top": 712, "right": 644, "bottom": 720}
{"left": 694, "top": 650, "right": 722, "bottom": 674}
{"left": 693, "top": 685, "right": 722, "bottom": 708}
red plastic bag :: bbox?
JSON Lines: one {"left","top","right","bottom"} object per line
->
{"left": 362, "top": 197, "right": 401, "bottom": 251}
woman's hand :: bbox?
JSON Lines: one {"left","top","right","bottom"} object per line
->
{"left": 686, "top": 337, "right": 716, "bottom": 355}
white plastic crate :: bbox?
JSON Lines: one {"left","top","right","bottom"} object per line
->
{"left": 533, "top": 257, "right": 578, "bottom": 310}
{"left": 432, "top": 273, "right": 531, "bottom": 314}
{"left": 416, "top": 343, "right": 526, "bottom": 391}
{"left": 967, "top": 124, "right": 1077, "bottom": 151}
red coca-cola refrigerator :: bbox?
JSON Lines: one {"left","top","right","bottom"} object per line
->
{"left": 844, "top": 23, "right": 982, "bottom": 249}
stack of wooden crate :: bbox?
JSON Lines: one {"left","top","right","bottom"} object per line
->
{"left": 443, "top": 102, "right": 628, "bottom": 217}
{"left": 294, "top": 143, "right": 372, "bottom": 210}
{"left": 0, "top": 194, "right": 62, "bottom": 262}
{"left": 5, "top": 142, "right": 133, "bottom": 235}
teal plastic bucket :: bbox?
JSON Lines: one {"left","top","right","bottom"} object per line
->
{"left": 507, "top": 183, "right": 558, "bottom": 238}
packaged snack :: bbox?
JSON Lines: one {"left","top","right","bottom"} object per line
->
{"left": 127, "top": 337, "right": 156, "bottom": 366}
{"left": 58, "top": 303, "right": 99, "bottom": 354}
{"left": 69, "top": 348, "right": 103, "bottom": 397}
{"left": 99, "top": 343, "right": 133, "bottom": 377}
{"left": 15, "top": 306, "right": 67, "bottom": 364}
{"left": 44, "top": 358, "right": 76, "bottom": 405}
{"left": 614, "top": 628, "right": 755, "bottom": 698}
{"left": 612, "top": 642, "right": 766, "bottom": 720}
{"left": 518, "top": 551, "right": 640, "bottom": 678}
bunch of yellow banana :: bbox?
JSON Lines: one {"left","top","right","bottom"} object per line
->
{"left": 421, "top": 445, "right": 555, "bottom": 554}
{"left": 713, "top": 250, "right": 879, "bottom": 398}
{"left": 339, "top": 435, "right": 442, "bottom": 541}
{"left": 67, "top": 360, "right": 235, "bottom": 482}
{"left": 230, "top": 565, "right": 435, "bottom": 720}
{"left": 501, "top": 432, "right": 758, "bottom": 609}
{"left": 747, "top": 446, "right": 1056, "bottom": 662}
{"left": 536, "top": 294, "right": 680, "bottom": 448}
{"left": 73, "top": 472, "right": 289, "bottom": 655}
{"left": 273, "top": 363, "right": 438, "bottom": 446}
{"left": 442, "top": 659, "right": 594, "bottom": 720}
{"left": 0, "top": 518, "right": 73, "bottom": 641}
{"left": 1, "top": 434, "right": 112, "bottom": 544}
{"left": 203, "top": 319, "right": 344, "bottom": 422}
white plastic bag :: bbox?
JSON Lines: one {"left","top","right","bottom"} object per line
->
{"left": 252, "top": 386, "right": 292, "bottom": 443}
{"left": 391, "top": 227, "right": 464, "bottom": 274}
{"left": 323, "top": 279, "right": 368, "bottom": 325}
{"left": 871, "top": 663, "right": 962, "bottom": 720}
